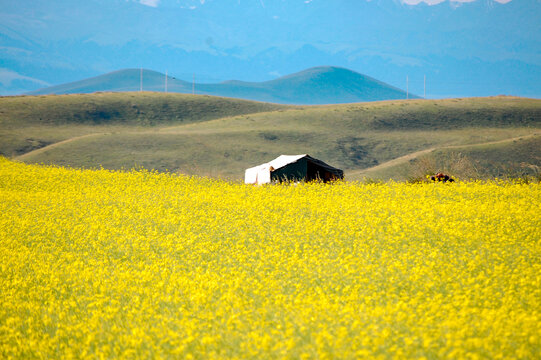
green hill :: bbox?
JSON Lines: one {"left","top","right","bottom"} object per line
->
{"left": 27, "top": 67, "right": 414, "bottom": 105}
{"left": 407, "top": 135, "right": 541, "bottom": 181}
{"left": 352, "top": 134, "right": 541, "bottom": 181}
{"left": 1, "top": 93, "right": 540, "bottom": 180}
{"left": 0, "top": 92, "right": 287, "bottom": 157}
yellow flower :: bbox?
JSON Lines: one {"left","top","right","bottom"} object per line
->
{"left": 0, "top": 157, "right": 539, "bottom": 359}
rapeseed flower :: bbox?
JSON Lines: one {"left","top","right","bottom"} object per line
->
{"left": 0, "top": 157, "right": 539, "bottom": 359}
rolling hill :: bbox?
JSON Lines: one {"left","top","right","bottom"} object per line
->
{"left": 0, "top": 92, "right": 287, "bottom": 157}
{"left": 27, "top": 67, "right": 415, "bottom": 104}
{"left": 2, "top": 93, "right": 540, "bottom": 180}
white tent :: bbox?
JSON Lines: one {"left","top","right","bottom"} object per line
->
{"left": 245, "top": 154, "right": 343, "bottom": 185}
{"left": 244, "top": 155, "right": 306, "bottom": 185}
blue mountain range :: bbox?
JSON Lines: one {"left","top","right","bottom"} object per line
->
{"left": 1, "top": 0, "right": 539, "bottom": 98}
{"left": 27, "top": 66, "right": 418, "bottom": 104}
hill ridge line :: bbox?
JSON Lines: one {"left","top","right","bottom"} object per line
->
{"left": 12, "top": 107, "right": 293, "bottom": 161}
{"left": 15, "top": 133, "right": 105, "bottom": 161}
{"left": 27, "top": 66, "right": 414, "bottom": 104}
{"left": 13, "top": 118, "right": 293, "bottom": 161}
{"left": 348, "top": 133, "right": 541, "bottom": 177}
{"left": 157, "top": 108, "right": 304, "bottom": 132}
{"left": 16, "top": 130, "right": 540, "bottom": 176}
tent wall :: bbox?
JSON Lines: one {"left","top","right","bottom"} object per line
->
{"left": 308, "top": 160, "right": 344, "bottom": 181}
{"left": 245, "top": 165, "right": 271, "bottom": 184}
{"left": 271, "top": 158, "right": 307, "bottom": 183}
{"left": 307, "top": 161, "right": 325, "bottom": 181}
{"left": 246, "top": 154, "right": 344, "bottom": 184}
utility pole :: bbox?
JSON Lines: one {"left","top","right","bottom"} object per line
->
{"left": 165, "top": 70, "right": 168, "bottom": 93}
{"left": 424, "top": 75, "right": 426, "bottom": 99}
{"left": 406, "top": 75, "right": 409, "bottom": 100}
{"left": 140, "top": 68, "right": 143, "bottom": 92}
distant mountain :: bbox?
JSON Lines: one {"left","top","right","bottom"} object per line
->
{"left": 28, "top": 69, "right": 191, "bottom": 95}
{"left": 28, "top": 67, "right": 416, "bottom": 104}
{"left": 1, "top": 0, "right": 540, "bottom": 98}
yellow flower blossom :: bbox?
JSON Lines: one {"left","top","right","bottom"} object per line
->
{"left": 0, "top": 157, "right": 539, "bottom": 359}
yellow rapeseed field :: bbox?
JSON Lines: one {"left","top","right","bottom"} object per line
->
{"left": 0, "top": 157, "right": 540, "bottom": 359}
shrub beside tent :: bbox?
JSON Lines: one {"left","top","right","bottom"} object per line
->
{"left": 245, "top": 154, "right": 344, "bottom": 185}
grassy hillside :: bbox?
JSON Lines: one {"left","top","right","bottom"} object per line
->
{"left": 0, "top": 92, "right": 287, "bottom": 157}
{"left": 28, "top": 67, "right": 414, "bottom": 105}
{"left": 0, "top": 92, "right": 285, "bottom": 127}
{"left": 2, "top": 93, "right": 540, "bottom": 180}
{"left": 413, "top": 135, "right": 541, "bottom": 180}
{"left": 353, "top": 134, "right": 541, "bottom": 181}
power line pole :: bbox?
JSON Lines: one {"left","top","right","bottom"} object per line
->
{"left": 406, "top": 75, "right": 409, "bottom": 100}
{"left": 424, "top": 74, "right": 426, "bottom": 99}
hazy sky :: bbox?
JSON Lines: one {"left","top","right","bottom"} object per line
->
{"left": 139, "top": 0, "right": 160, "bottom": 6}
{"left": 402, "top": 0, "right": 512, "bottom": 4}
{"left": 135, "top": 0, "right": 515, "bottom": 7}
